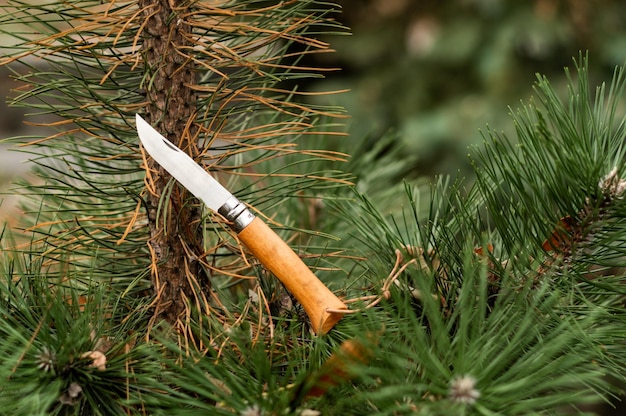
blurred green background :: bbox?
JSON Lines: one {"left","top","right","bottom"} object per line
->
{"left": 307, "top": 0, "right": 626, "bottom": 179}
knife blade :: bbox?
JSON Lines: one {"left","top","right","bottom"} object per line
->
{"left": 136, "top": 114, "right": 346, "bottom": 334}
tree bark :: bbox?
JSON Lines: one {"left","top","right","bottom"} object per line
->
{"left": 139, "top": 0, "right": 207, "bottom": 325}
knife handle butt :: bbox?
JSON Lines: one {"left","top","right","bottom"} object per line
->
{"left": 237, "top": 217, "right": 347, "bottom": 334}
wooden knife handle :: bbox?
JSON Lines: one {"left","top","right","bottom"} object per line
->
{"left": 238, "top": 217, "right": 346, "bottom": 334}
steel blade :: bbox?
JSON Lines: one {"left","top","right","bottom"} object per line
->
{"left": 135, "top": 114, "right": 232, "bottom": 212}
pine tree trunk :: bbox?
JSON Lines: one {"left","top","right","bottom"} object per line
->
{"left": 139, "top": 0, "right": 207, "bottom": 325}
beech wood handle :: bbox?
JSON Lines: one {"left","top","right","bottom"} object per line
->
{"left": 238, "top": 217, "right": 346, "bottom": 334}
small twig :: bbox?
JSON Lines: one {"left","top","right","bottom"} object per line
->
{"left": 327, "top": 249, "right": 417, "bottom": 315}
{"left": 253, "top": 284, "right": 274, "bottom": 343}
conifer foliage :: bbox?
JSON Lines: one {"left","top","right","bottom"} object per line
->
{"left": 1, "top": 1, "right": 625, "bottom": 415}
{"left": 0, "top": 0, "right": 347, "bottom": 332}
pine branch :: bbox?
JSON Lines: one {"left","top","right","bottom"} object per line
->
{"left": 328, "top": 56, "right": 626, "bottom": 414}
{"left": 0, "top": 0, "right": 349, "bottom": 333}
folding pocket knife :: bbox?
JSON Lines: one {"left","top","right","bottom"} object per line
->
{"left": 136, "top": 114, "right": 346, "bottom": 334}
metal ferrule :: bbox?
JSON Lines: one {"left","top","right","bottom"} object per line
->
{"left": 218, "top": 196, "right": 255, "bottom": 233}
